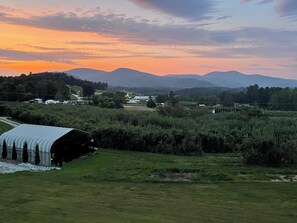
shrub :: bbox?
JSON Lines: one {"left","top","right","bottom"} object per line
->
{"left": 242, "top": 137, "right": 297, "bottom": 167}
{"left": 146, "top": 98, "right": 157, "bottom": 108}
{"left": 12, "top": 142, "right": 17, "bottom": 160}
{"left": 22, "top": 142, "right": 29, "bottom": 163}
{"left": 35, "top": 144, "right": 40, "bottom": 165}
{"left": 158, "top": 103, "right": 186, "bottom": 117}
{"left": 1, "top": 140, "right": 7, "bottom": 158}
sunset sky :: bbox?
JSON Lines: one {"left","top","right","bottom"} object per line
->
{"left": 0, "top": 0, "right": 297, "bottom": 78}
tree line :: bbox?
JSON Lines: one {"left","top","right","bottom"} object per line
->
{"left": 175, "top": 85, "right": 297, "bottom": 110}
{"left": 0, "top": 72, "right": 108, "bottom": 101}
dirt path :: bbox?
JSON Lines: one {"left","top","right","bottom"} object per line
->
{"left": 0, "top": 117, "right": 20, "bottom": 127}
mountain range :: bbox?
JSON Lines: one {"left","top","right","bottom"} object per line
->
{"left": 66, "top": 68, "right": 297, "bottom": 89}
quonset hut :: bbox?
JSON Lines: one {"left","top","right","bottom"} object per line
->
{"left": 0, "top": 124, "right": 93, "bottom": 166}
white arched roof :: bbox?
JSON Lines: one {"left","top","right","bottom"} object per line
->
{"left": 0, "top": 124, "right": 74, "bottom": 152}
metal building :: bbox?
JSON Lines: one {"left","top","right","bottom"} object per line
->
{"left": 0, "top": 124, "right": 93, "bottom": 166}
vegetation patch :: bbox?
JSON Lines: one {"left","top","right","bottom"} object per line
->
{"left": 0, "top": 122, "right": 12, "bottom": 135}
{"left": 151, "top": 168, "right": 203, "bottom": 182}
{"left": 1, "top": 102, "right": 297, "bottom": 167}
{"left": 270, "top": 175, "right": 297, "bottom": 182}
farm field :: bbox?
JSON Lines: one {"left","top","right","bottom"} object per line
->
{"left": 0, "top": 150, "right": 296, "bottom": 223}
{"left": 124, "top": 103, "right": 155, "bottom": 111}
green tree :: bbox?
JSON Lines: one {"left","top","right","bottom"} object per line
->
{"left": 22, "top": 142, "right": 29, "bottom": 163}
{"left": 270, "top": 88, "right": 296, "bottom": 111}
{"left": 146, "top": 97, "right": 157, "bottom": 108}
{"left": 169, "top": 91, "right": 179, "bottom": 106}
{"left": 158, "top": 102, "right": 185, "bottom": 117}
{"left": 2, "top": 140, "right": 7, "bottom": 158}
{"left": 155, "top": 94, "right": 168, "bottom": 104}
{"left": 12, "top": 142, "right": 17, "bottom": 160}
{"left": 219, "top": 92, "right": 235, "bottom": 107}
{"left": 93, "top": 92, "right": 124, "bottom": 108}
{"left": 35, "top": 144, "right": 40, "bottom": 165}
{"left": 247, "top": 84, "right": 259, "bottom": 105}
{"left": 82, "top": 83, "right": 95, "bottom": 97}
{"left": 0, "top": 82, "right": 18, "bottom": 101}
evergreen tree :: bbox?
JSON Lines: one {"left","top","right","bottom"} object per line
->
{"left": 35, "top": 144, "right": 40, "bottom": 165}
{"left": 12, "top": 142, "right": 17, "bottom": 160}
{"left": 2, "top": 140, "right": 7, "bottom": 158}
{"left": 155, "top": 94, "right": 168, "bottom": 104}
{"left": 22, "top": 142, "right": 28, "bottom": 163}
{"left": 146, "top": 97, "right": 157, "bottom": 108}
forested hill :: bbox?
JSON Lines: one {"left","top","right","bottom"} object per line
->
{"left": 0, "top": 72, "right": 108, "bottom": 101}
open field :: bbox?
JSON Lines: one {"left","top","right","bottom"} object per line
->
{"left": 124, "top": 104, "right": 156, "bottom": 111}
{"left": 0, "top": 150, "right": 296, "bottom": 223}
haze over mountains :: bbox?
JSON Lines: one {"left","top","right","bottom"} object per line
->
{"left": 66, "top": 68, "right": 297, "bottom": 89}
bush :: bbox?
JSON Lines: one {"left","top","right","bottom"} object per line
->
{"left": 35, "top": 144, "right": 40, "bottom": 165}
{"left": 12, "top": 142, "right": 17, "bottom": 160}
{"left": 146, "top": 98, "right": 157, "bottom": 108}
{"left": 1, "top": 140, "right": 7, "bottom": 158}
{"left": 22, "top": 142, "right": 28, "bottom": 163}
{"left": 158, "top": 103, "right": 186, "bottom": 117}
{"left": 242, "top": 138, "right": 297, "bottom": 167}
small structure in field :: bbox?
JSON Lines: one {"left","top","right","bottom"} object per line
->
{"left": 134, "top": 96, "right": 151, "bottom": 101}
{"left": 29, "top": 98, "right": 43, "bottom": 104}
{"left": 0, "top": 124, "right": 93, "bottom": 166}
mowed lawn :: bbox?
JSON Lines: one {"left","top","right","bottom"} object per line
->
{"left": 0, "top": 150, "right": 296, "bottom": 223}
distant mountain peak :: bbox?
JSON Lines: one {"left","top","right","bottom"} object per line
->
{"left": 65, "top": 68, "right": 297, "bottom": 89}
{"left": 66, "top": 68, "right": 215, "bottom": 89}
{"left": 113, "top": 68, "right": 137, "bottom": 72}
{"left": 68, "top": 68, "right": 106, "bottom": 73}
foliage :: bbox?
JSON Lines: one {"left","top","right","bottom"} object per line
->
{"left": 0, "top": 122, "right": 11, "bottom": 135}
{"left": 35, "top": 144, "right": 40, "bottom": 165}
{"left": 146, "top": 97, "right": 157, "bottom": 108}
{"left": 219, "top": 91, "right": 235, "bottom": 107}
{"left": 157, "top": 103, "right": 186, "bottom": 117}
{"left": 92, "top": 91, "right": 124, "bottom": 108}
{"left": 155, "top": 94, "right": 169, "bottom": 103}
{"left": 1, "top": 140, "right": 7, "bottom": 158}
{"left": 0, "top": 72, "right": 108, "bottom": 101}
{"left": 1, "top": 102, "right": 297, "bottom": 166}
{"left": 175, "top": 84, "right": 297, "bottom": 111}
{"left": 22, "top": 142, "right": 29, "bottom": 163}
{"left": 81, "top": 83, "right": 96, "bottom": 97}
{"left": 157, "top": 92, "right": 187, "bottom": 117}
{"left": 242, "top": 136, "right": 297, "bottom": 167}
{"left": 12, "top": 141, "right": 17, "bottom": 160}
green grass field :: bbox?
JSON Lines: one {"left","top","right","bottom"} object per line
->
{"left": 0, "top": 122, "right": 12, "bottom": 135}
{"left": 124, "top": 103, "right": 156, "bottom": 111}
{"left": 0, "top": 149, "right": 296, "bottom": 223}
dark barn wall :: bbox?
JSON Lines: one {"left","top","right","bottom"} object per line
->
{"left": 51, "top": 130, "right": 93, "bottom": 166}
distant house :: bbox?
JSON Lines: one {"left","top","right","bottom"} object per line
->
{"left": 0, "top": 124, "right": 93, "bottom": 166}
{"left": 45, "top": 100, "right": 60, "bottom": 105}
{"left": 29, "top": 98, "right": 43, "bottom": 104}
{"left": 127, "top": 99, "right": 140, "bottom": 104}
{"left": 134, "top": 96, "right": 150, "bottom": 101}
